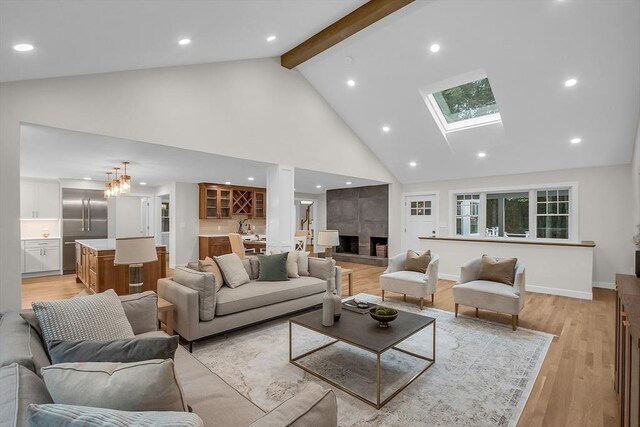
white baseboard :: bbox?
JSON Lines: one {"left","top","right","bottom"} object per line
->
{"left": 525, "top": 285, "right": 592, "bottom": 300}
{"left": 593, "top": 281, "right": 616, "bottom": 290}
{"left": 438, "top": 274, "right": 593, "bottom": 300}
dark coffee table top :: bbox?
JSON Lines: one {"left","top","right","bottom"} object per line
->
{"left": 290, "top": 308, "right": 435, "bottom": 354}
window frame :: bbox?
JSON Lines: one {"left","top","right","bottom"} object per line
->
{"left": 448, "top": 182, "right": 579, "bottom": 242}
{"left": 425, "top": 93, "right": 502, "bottom": 134}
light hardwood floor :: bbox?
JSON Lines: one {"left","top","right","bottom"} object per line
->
{"left": 21, "top": 261, "right": 618, "bottom": 426}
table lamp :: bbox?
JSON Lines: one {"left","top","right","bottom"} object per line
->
{"left": 317, "top": 230, "right": 339, "bottom": 259}
{"left": 114, "top": 236, "right": 158, "bottom": 294}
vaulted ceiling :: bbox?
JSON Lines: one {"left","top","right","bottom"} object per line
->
{"left": 297, "top": 0, "right": 640, "bottom": 182}
{"left": 3, "top": 0, "right": 639, "bottom": 184}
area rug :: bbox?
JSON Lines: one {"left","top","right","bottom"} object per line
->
{"left": 193, "top": 294, "right": 552, "bottom": 427}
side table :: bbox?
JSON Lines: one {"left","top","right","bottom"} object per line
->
{"left": 157, "top": 297, "right": 175, "bottom": 335}
{"left": 341, "top": 268, "right": 354, "bottom": 296}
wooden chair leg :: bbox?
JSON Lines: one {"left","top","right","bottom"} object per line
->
{"left": 475, "top": 307, "right": 479, "bottom": 317}
{"left": 381, "top": 290, "right": 385, "bottom": 301}
{"left": 419, "top": 297, "right": 424, "bottom": 310}
{"left": 455, "top": 303, "right": 459, "bottom": 317}
{"left": 403, "top": 294, "right": 406, "bottom": 302}
{"left": 512, "top": 315, "right": 518, "bottom": 331}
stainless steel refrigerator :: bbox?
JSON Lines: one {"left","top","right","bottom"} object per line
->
{"left": 62, "top": 189, "right": 108, "bottom": 274}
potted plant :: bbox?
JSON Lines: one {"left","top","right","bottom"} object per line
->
{"left": 635, "top": 225, "right": 640, "bottom": 277}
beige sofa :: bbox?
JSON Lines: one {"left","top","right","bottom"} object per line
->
{"left": 158, "top": 256, "right": 341, "bottom": 351}
{"left": 1, "top": 291, "right": 338, "bottom": 427}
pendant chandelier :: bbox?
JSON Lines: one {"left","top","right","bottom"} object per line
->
{"left": 104, "top": 162, "right": 133, "bottom": 199}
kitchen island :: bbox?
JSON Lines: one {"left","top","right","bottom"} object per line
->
{"left": 75, "top": 239, "right": 168, "bottom": 295}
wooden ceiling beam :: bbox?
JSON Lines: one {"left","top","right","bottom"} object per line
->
{"left": 280, "top": 0, "right": 414, "bottom": 69}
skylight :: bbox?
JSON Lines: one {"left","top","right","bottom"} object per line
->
{"left": 425, "top": 76, "right": 501, "bottom": 133}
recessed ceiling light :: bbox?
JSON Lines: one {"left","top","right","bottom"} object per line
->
{"left": 83, "top": 177, "right": 92, "bottom": 180}
{"left": 178, "top": 38, "right": 191, "bottom": 46}
{"left": 409, "top": 161, "right": 417, "bottom": 167}
{"left": 382, "top": 126, "right": 391, "bottom": 133}
{"left": 139, "top": 182, "right": 147, "bottom": 186}
{"left": 429, "top": 43, "right": 441, "bottom": 53}
{"left": 346, "top": 181, "right": 352, "bottom": 185}
{"left": 248, "top": 177, "right": 255, "bottom": 181}
{"left": 570, "top": 137, "right": 582, "bottom": 144}
{"left": 347, "top": 79, "right": 356, "bottom": 87}
{"left": 564, "top": 78, "right": 577, "bottom": 87}
{"left": 13, "top": 44, "right": 34, "bottom": 52}
{"left": 225, "top": 181, "right": 231, "bottom": 185}
{"left": 266, "top": 35, "right": 277, "bottom": 42}
{"left": 315, "top": 185, "right": 322, "bottom": 189}
{"left": 477, "top": 152, "right": 487, "bottom": 158}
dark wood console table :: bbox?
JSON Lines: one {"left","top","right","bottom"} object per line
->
{"left": 615, "top": 273, "right": 640, "bottom": 426}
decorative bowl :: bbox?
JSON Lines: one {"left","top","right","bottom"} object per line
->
{"left": 369, "top": 306, "right": 398, "bottom": 328}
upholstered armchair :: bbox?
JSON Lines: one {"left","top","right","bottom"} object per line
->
{"left": 452, "top": 257, "right": 526, "bottom": 330}
{"left": 379, "top": 252, "right": 439, "bottom": 310}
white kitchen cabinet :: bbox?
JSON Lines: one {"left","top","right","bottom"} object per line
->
{"left": 23, "top": 239, "right": 60, "bottom": 273}
{"left": 20, "top": 179, "right": 60, "bottom": 219}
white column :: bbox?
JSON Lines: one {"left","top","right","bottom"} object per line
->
{"left": 266, "top": 165, "right": 295, "bottom": 253}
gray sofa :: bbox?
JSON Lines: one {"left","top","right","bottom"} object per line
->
{"left": 158, "top": 256, "right": 341, "bottom": 350}
{"left": 0, "top": 291, "right": 338, "bottom": 427}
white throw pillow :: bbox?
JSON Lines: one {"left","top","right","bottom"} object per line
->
{"left": 31, "top": 289, "right": 134, "bottom": 346}
{"left": 215, "top": 253, "right": 251, "bottom": 288}
{"left": 297, "top": 251, "right": 310, "bottom": 276}
{"left": 287, "top": 252, "right": 300, "bottom": 278}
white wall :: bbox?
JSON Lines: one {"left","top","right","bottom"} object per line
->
{"left": 173, "top": 183, "right": 199, "bottom": 267}
{"left": 632, "top": 118, "right": 640, "bottom": 233}
{"left": 401, "top": 164, "right": 634, "bottom": 287}
{"left": 0, "top": 58, "right": 397, "bottom": 311}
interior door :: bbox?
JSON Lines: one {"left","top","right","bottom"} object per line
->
{"left": 405, "top": 195, "right": 436, "bottom": 251}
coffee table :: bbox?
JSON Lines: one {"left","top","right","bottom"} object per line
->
{"left": 289, "top": 308, "right": 435, "bottom": 409}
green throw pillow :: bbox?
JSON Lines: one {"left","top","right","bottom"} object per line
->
{"left": 257, "top": 253, "right": 290, "bottom": 281}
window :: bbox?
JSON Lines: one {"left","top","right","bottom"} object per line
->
{"left": 455, "top": 194, "right": 480, "bottom": 236}
{"left": 536, "top": 190, "right": 569, "bottom": 239}
{"left": 410, "top": 200, "right": 432, "bottom": 216}
{"left": 451, "top": 186, "right": 574, "bottom": 241}
{"left": 486, "top": 192, "right": 529, "bottom": 237}
{"left": 425, "top": 77, "right": 501, "bottom": 133}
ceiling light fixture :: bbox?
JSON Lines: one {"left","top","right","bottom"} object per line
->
{"left": 140, "top": 182, "right": 147, "bottom": 186}
{"left": 119, "top": 161, "right": 131, "bottom": 194}
{"left": 104, "top": 172, "right": 113, "bottom": 199}
{"left": 429, "top": 43, "right": 441, "bottom": 53}
{"left": 83, "top": 177, "right": 92, "bottom": 180}
{"left": 478, "top": 152, "right": 487, "bottom": 158}
{"left": 248, "top": 177, "right": 255, "bottom": 181}
{"left": 570, "top": 137, "right": 582, "bottom": 144}
{"left": 266, "top": 35, "right": 277, "bottom": 42}
{"left": 564, "top": 78, "right": 577, "bottom": 87}
{"left": 409, "top": 161, "right": 417, "bottom": 167}
{"left": 382, "top": 126, "right": 391, "bottom": 133}
{"left": 178, "top": 38, "right": 191, "bottom": 46}
{"left": 346, "top": 181, "right": 352, "bottom": 185}
{"left": 225, "top": 181, "right": 231, "bottom": 185}
{"left": 111, "top": 167, "right": 121, "bottom": 196}
{"left": 316, "top": 185, "right": 322, "bottom": 189}
{"left": 13, "top": 44, "right": 34, "bottom": 52}
{"left": 347, "top": 79, "right": 356, "bottom": 87}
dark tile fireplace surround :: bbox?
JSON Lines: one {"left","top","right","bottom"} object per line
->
{"left": 327, "top": 184, "right": 389, "bottom": 267}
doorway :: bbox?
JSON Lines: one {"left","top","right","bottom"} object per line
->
{"left": 403, "top": 194, "right": 438, "bottom": 251}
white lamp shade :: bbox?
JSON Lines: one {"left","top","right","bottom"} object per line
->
{"left": 114, "top": 237, "right": 158, "bottom": 265}
{"left": 317, "top": 230, "right": 339, "bottom": 247}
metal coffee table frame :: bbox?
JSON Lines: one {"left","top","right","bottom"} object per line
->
{"left": 289, "top": 316, "right": 435, "bottom": 409}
